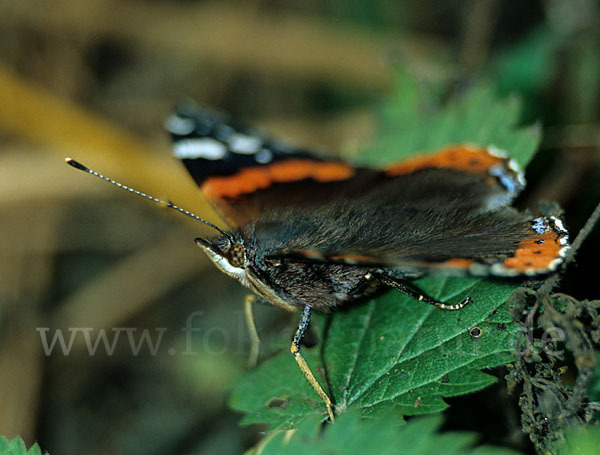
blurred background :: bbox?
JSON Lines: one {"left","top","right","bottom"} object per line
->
{"left": 0, "top": 0, "right": 599, "bottom": 454}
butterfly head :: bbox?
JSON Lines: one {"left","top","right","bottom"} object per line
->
{"left": 194, "top": 235, "right": 249, "bottom": 285}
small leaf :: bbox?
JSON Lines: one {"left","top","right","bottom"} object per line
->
{"left": 0, "top": 436, "right": 46, "bottom": 455}
{"left": 491, "top": 26, "right": 562, "bottom": 99}
{"left": 253, "top": 411, "right": 520, "bottom": 455}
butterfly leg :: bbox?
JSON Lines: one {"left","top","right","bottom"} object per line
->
{"left": 244, "top": 294, "right": 268, "bottom": 369}
{"left": 376, "top": 274, "right": 472, "bottom": 310}
{"left": 291, "top": 305, "right": 335, "bottom": 422}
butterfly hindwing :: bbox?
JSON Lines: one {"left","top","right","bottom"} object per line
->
{"left": 262, "top": 212, "right": 569, "bottom": 277}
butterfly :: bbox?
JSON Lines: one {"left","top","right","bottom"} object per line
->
{"left": 68, "top": 103, "right": 570, "bottom": 422}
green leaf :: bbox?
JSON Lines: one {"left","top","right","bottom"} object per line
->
{"left": 488, "top": 26, "right": 563, "bottom": 123}
{"left": 558, "top": 424, "right": 600, "bottom": 455}
{"left": 0, "top": 436, "right": 46, "bottom": 455}
{"left": 229, "top": 346, "right": 328, "bottom": 428}
{"left": 327, "top": 277, "right": 516, "bottom": 412}
{"left": 230, "top": 76, "right": 536, "bottom": 429}
{"left": 252, "top": 411, "right": 520, "bottom": 455}
{"left": 491, "top": 26, "right": 561, "bottom": 98}
{"left": 231, "top": 278, "right": 518, "bottom": 428}
{"left": 587, "top": 351, "right": 600, "bottom": 403}
{"left": 361, "top": 75, "right": 540, "bottom": 168}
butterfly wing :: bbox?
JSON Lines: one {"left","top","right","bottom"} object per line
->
{"left": 167, "top": 105, "right": 569, "bottom": 277}
{"left": 247, "top": 145, "right": 568, "bottom": 277}
{"left": 257, "top": 201, "right": 569, "bottom": 277}
{"left": 166, "top": 104, "right": 380, "bottom": 226}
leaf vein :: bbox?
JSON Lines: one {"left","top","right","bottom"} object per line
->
{"left": 341, "top": 301, "right": 375, "bottom": 407}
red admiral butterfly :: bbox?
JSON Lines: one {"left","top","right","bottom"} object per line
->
{"left": 67, "top": 104, "right": 570, "bottom": 422}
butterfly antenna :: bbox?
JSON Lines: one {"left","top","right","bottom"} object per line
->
{"left": 65, "top": 158, "right": 229, "bottom": 237}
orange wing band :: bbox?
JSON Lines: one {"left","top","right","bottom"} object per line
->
{"left": 502, "top": 230, "right": 567, "bottom": 273}
{"left": 202, "top": 159, "right": 354, "bottom": 199}
{"left": 385, "top": 145, "right": 505, "bottom": 176}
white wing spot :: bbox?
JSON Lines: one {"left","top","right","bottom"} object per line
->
{"left": 228, "top": 134, "right": 262, "bottom": 154}
{"left": 173, "top": 138, "right": 228, "bottom": 160}
{"left": 531, "top": 217, "right": 548, "bottom": 234}
{"left": 164, "top": 115, "right": 196, "bottom": 135}
{"left": 550, "top": 216, "right": 567, "bottom": 233}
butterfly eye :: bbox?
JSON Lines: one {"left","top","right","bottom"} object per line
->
{"left": 228, "top": 243, "right": 245, "bottom": 268}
